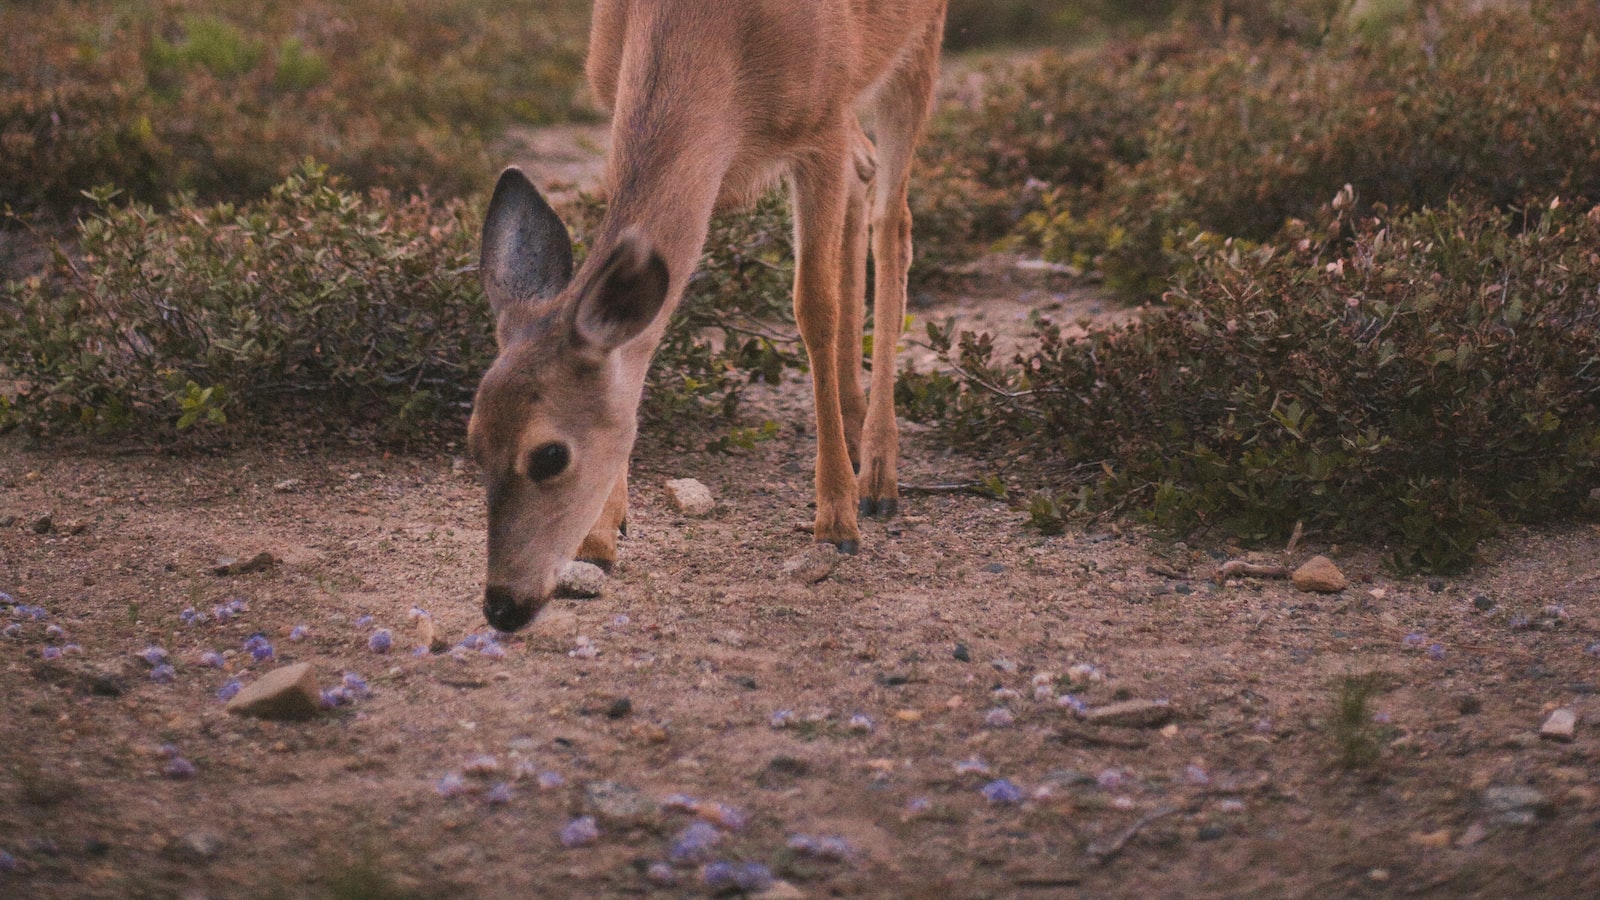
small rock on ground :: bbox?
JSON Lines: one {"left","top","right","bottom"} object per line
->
{"left": 665, "top": 478, "right": 716, "bottom": 516}
{"left": 1482, "top": 785, "right": 1551, "bottom": 826}
{"left": 1292, "top": 555, "right": 1348, "bottom": 593}
{"left": 782, "top": 544, "right": 840, "bottom": 584}
{"left": 1083, "top": 699, "right": 1175, "bottom": 729}
{"left": 1539, "top": 708, "right": 1578, "bottom": 742}
{"left": 556, "top": 561, "right": 607, "bottom": 598}
{"left": 225, "top": 662, "right": 321, "bottom": 721}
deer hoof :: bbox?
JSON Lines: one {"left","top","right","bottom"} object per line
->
{"left": 859, "top": 497, "right": 898, "bottom": 519}
{"left": 822, "top": 538, "right": 860, "bottom": 556}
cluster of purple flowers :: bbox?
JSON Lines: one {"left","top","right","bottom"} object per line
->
{"left": 982, "top": 778, "right": 1024, "bottom": 804}
{"left": 786, "top": 833, "right": 852, "bottom": 860}
{"left": 243, "top": 634, "right": 275, "bottom": 663}
{"left": 216, "top": 679, "right": 243, "bottom": 701}
{"left": 179, "top": 607, "right": 208, "bottom": 626}
{"left": 559, "top": 816, "right": 600, "bottom": 848}
{"left": 456, "top": 632, "right": 506, "bottom": 658}
{"left": 160, "top": 744, "right": 197, "bottom": 779}
{"left": 8, "top": 604, "right": 49, "bottom": 620}
{"left": 320, "top": 672, "right": 372, "bottom": 708}
{"left": 700, "top": 861, "right": 773, "bottom": 893}
{"left": 367, "top": 629, "right": 393, "bottom": 653}
{"left": 213, "top": 598, "right": 248, "bottom": 623}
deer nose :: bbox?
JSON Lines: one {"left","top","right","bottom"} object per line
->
{"left": 483, "top": 585, "right": 537, "bottom": 633}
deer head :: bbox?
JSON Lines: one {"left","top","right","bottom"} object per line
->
{"left": 468, "top": 168, "right": 669, "bottom": 632}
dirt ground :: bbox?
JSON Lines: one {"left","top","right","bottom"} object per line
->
{"left": 3, "top": 251, "right": 1599, "bottom": 899}
{"left": 5, "top": 112, "right": 1600, "bottom": 899}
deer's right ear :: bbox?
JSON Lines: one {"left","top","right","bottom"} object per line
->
{"left": 480, "top": 168, "right": 574, "bottom": 316}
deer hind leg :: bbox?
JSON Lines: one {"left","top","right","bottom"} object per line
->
{"left": 837, "top": 123, "right": 877, "bottom": 473}
{"left": 791, "top": 126, "right": 861, "bottom": 553}
{"left": 859, "top": 19, "right": 942, "bottom": 519}
{"left": 575, "top": 469, "right": 628, "bottom": 572}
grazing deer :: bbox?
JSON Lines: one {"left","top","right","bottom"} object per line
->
{"left": 468, "top": 0, "right": 948, "bottom": 631}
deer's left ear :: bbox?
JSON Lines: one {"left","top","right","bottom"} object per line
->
{"left": 572, "top": 228, "right": 670, "bottom": 353}
{"left": 480, "top": 167, "right": 574, "bottom": 316}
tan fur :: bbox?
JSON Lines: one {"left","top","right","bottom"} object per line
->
{"left": 469, "top": 0, "right": 947, "bottom": 629}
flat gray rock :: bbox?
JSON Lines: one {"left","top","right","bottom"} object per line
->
{"left": 1084, "top": 699, "right": 1175, "bottom": 729}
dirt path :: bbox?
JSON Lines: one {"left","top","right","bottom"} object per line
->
{"left": 4, "top": 98, "right": 1600, "bottom": 900}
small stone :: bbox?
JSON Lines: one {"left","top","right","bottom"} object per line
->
{"left": 1455, "top": 822, "right": 1488, "bottom": 848}
{"left": 169, "top": 831, "right": 224, "bottom": 862}
{"left": 1483, "top": 785, "right": 1551, "bottom": 826}
{"left": 1473, "top": 595, "right": 1495, "bottom": 612}
{"left": 1083, "top": 699, "right": 1175, "bottom": 729}
{"left": 664, "top": 478, "right": 716, "bottom": 516}
{"left": 32, "top": 514, "right": 54, "bottom": 534}
{"left": 212, "top": 552, "right": 277, "bottom": 577}
{"left": 755, "top": 881, "right": 807, "bottom": 900}
{"left": 1458, "top": 695, "right": 1483, "bottom": 715}
{"left": 583, "top": 780, "right": 658, "bottom": 827}
{"left": 1408, "top": 829, "right": 1452, "bottom": 850}
{"left": 782, "top": 544, "right": 839, "bottom": 584}
{"left": 1197, "top": 825, "right": 1226, "bottom": 842}
{"left": 1291, "top": 556, "right": 1348, "bottom": 593}
{"left": 224, "top": 663, "right": 321, "bottom": 721}
{"left": 1539, "top": 708, "right": 1578, "bottom": 743}
{"left": 272, "top": 479, "right": 302, "bottom": 494}
{"left": 952, "top": 643, "right": 971, "bottom": 662}
{"left": 556, "top": 561, "right": 606, "bottom": 599}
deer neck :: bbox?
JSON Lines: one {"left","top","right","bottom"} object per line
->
{"left": 582, "top": 18, "right": 741, "bottom": 386}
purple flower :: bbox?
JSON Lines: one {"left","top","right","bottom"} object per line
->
{"left": 199, "top": 651, "right": 226, "bottom": 669}
{"left": 407, "top": 607, "right": 429, "bottom": 621}
{"left": 0, "top": 850, "right": 17, "bottom": 872}
{"left": 212, "top": 605, "right": 233, "bottom": 624}
{"left": 458, "top": 633, "right": 487, "bottom": 651}
{"left": 44, "top": 624, "right": 65, "bottom": 639}
{"left": 1057, "top": 694, "right": 1089, "bottom": 716}
{"left": 341, "top": 672, "right": 371, "bottom": 698}
{"left": 905, "top": 797, "right": 932, "bottom": 815}
{"left": 485, "top": 783, "right": 514, "bottom": 806}
{"left": 559, "top": 816, "right": 600, "bottom": 848}
{"left": 479, "top": 641, "right": 506, "bottom": 660}
{"left": 954, "top": 757, "right": 991, "bottom": 776}
{"left": 368, "top": 630, "right": 393, "bottom": 653}
{"left": 1427, "top": 643, "right": 1446, "bottom": 661}
{"left": 701, "top": 861, "right": 772, "bottom": 893}
{"left": 41, "top": 646, "right": 63, "bottom": 661}
{"left": 611, "top": 614, "right": 631, "bottom": 628}
{"left": 769, "top": 709, "right": 795, "bottom": 729}
{"left": 668, "top": 821, "right": 722, "bottom": 862}
{"left": 1586, "top": 642, "right": 1600, "bottom": 658}
{"left": 320, "top": 688, "right": 350, "bottom": 708}
{"left": 1402, "top": 632, "right": 1426, "bottom": 649}
{"left": 696, "top": 801, "right": 747, "bottom": 830}
{"left": 163, "top": 757, "right": 197, "bottom": 779}
{"left": 1184, "top": 765, "right": 1211, "bottom": 786}
{"left": 1096, "top": 768, "right": 1124, "bottom": 790}
{"left": 536, "top": 771, "right": 565, "bottom": 790}
{"left": 847, "top": 713, "right": 875, "bottom": 733}
{"left": 985, "top": 707, "right": 1016, "bottom": 728}
{"left": 662, "top": 793, "right": 698, "bottom": 812}
{"left": 137, "top": 645, "right": 168, "bottom": 666}
{"left": 246, "top": 639, "right": 274, "bottom": 663}
{"left": 435, "top": 772, "right": 469, "bottom": 797}
{"left": 288, "top": 626, "right": 308, "bottom": 642}
{"left": 355, "top": 615, "right": 374, "bottom": 628}
{"left": 148, "top": 664, "right": 177, "bottom": 684}
{"left": 2, "top": 623, "right": 21, "bottom": 638}
{"left": 788, "top": 834, "right": 851, "bottom": 860}
{"left": 982, "top": 779, "right": 1024, "bottom": 804}
{"left": 216, "top": 679, "right": 243, "bottom": 701}
{"left": 179, "top": 607, "right": 205, "bottom": 626}
{"left": 1373, "top": 711, "right": 1393, "bottom": 725}
{"left": 645, "top": 861, "right": 677, "bottom": 885}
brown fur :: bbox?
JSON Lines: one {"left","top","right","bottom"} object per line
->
{"left": 468, "top": 0, "right": 947, "bottom": 630}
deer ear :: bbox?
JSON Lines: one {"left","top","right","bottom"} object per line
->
{"left": 480, "top": 168, "right": 573, "bottom": 315}
{"left": 572, "top": 229, "right": 670, "bottom": 353}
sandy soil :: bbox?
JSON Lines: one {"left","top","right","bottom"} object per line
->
{"left": 4, "top": 103, "right": 1599, "bottom": 900}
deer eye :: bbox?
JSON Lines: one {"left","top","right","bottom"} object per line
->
{"left": 525, "top": 443, "right": 569, "bottom": 482}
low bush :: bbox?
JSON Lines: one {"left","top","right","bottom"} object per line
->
{"left": 917, "top": 1, "right": 1600, "bottom": 299}
{"left": 908, "top": 196, "right": 1600, "bottom": 571}
{"left": 0, "top": 0, "right": 591, "bottom": 214}
{"left": 0, "top": 165, "right": 805, "bottom": 443}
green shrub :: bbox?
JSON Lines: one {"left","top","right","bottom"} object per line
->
{"left": 1, "top": 166, "right": 807, "bottom": 442}
{"left": 0, "top": 0, "right": 592, "bottom": 214}
{"left": 909, "top": 197, "right": 1600, "bottom": 571}
{"left": 924, "top": 1, "right": 1600, "bottom": 300}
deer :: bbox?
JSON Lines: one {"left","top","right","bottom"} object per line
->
{"left": 467, "top": 0, "right": 949, "bottom": 632}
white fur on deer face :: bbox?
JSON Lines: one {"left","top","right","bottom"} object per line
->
{"left": 470, "top": 169, "right": 668, "bottom": 632}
